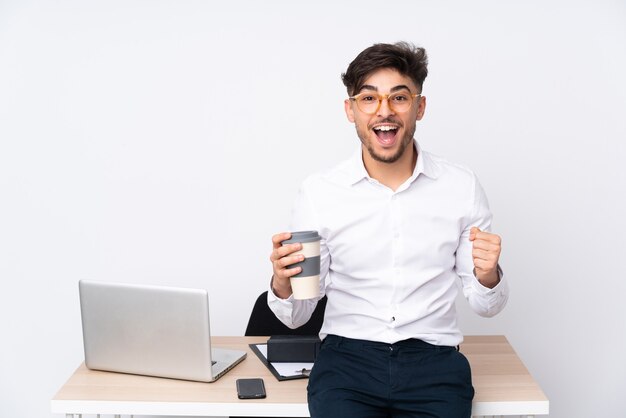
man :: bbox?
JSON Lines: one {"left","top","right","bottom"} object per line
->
{"left": 268, "top": 42, "right": 508, "bottom": 418}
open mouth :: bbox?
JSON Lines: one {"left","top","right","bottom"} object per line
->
{"left": 372, "top": 124, "right": 399, "bottom": 146}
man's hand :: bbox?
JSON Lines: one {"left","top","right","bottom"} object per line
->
{"left": 269, "top": 232, "right": 305, "bottom": 299}
{"left": 469, "top": 227, "right": 501, "bottom": 288}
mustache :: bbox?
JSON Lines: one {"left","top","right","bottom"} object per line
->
{"left": 368, "top": 117, "right": 403, "bottom": 129}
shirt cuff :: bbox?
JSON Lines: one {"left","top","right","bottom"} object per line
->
{"left": 268, "top": 277, "right": 294, "bottom": 302}
{"left": 471, "top": 265, "right": 506, "bottom": 296}
{"left": 267, "top": 280, "right": 305, "bottom": 329}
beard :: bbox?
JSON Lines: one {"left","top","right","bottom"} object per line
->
{"left": 355, "top": 118, "right": 416, "bottom": 164}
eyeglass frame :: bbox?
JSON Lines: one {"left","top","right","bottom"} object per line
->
{"left": 348, "top": 91, "right": 422, "bottom": 115}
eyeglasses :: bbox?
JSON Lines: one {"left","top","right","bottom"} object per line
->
{"left": 349, "top": 91, "right": 421, "bottom": 115}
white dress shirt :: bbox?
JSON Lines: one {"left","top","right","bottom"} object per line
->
{"left": 268, "top": 141, "right": 508, "bottom": 346}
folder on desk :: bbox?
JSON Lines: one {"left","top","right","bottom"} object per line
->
{"left": 249, "top": 343, "right": 314, "bottom": 381}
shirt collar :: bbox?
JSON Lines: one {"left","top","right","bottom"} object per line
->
{"left": 342, "top": 140, "right": 441, "bottom": 187}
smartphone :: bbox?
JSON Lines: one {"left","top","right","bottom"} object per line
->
{"left": 236, "top": 378, "right": 266, "bottom": 399}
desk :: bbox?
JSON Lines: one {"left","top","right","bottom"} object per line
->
{"left": 51, "top": 335, "right": 548, "bottom": 417}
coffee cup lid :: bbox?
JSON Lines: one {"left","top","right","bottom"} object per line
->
{"left": 282, "top": 230, "right": 320, "bottom": 244}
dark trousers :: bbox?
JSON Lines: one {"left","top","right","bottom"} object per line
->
{"left": 307, "top": 335, "right": 474, "bottom": 418}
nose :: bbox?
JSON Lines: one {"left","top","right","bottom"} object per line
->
{"left": 377, "top": 97, "right": 395, "bottom": 117}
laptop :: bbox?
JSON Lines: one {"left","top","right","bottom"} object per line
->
{"left": 78, "top": 280, "right": 247, "bottom": 382}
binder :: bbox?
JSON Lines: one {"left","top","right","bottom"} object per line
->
{"left": 249, "top": 343, "right": 313, "bottom": 381}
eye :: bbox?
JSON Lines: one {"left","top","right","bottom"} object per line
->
{"left": 391, "top": 94, "right": 410, "bottom": 102}
{"left": 360, "top": 95, "right": 377, "bottom": 102}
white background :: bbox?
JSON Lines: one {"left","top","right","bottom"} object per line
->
{"left": 1, "top": 1, "right": 625, "bottom": 417}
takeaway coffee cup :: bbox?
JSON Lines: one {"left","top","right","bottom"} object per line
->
{"left": 282, "top": 231, "right": 321, "bottom": 300}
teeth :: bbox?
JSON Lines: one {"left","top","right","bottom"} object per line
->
{"left": 374, "top": 126, "right": 398, "bottom": 132}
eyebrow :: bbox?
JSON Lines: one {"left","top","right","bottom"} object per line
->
{"left": 358, "top": 84, "right": 413, "bottom": 94}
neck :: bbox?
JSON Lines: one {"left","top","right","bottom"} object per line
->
{"left": 362, "top": 143, "right": 417, "bottom": 191}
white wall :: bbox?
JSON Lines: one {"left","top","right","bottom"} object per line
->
{"left": 1, "top": 1, "right": 625, "bottom": 417}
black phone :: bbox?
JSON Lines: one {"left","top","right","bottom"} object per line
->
{"left": 236, "top": 378, "right": 266, "bottom": 399}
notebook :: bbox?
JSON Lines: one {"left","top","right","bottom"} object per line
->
{"left": 78, "top": 280, "right": 246, "bottom": 382}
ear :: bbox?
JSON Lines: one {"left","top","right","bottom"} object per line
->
{"left": 416, "top": 96, "right": 426, "bottom": 121}
{"left": 344, "top": 99, "right": 355, "bottom": 123}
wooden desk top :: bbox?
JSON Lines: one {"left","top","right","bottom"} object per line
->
{"left": 51, "top": 335, "right": 548, "bottom": 417}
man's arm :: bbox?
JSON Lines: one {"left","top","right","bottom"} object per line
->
{"left": 455, "top": 174, "right": 509, "bottom": 317}
{"left": 267, "top": 181, "right": 329, "bottom": 328}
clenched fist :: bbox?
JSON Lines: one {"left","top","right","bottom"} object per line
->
{"left": 469, "top": 227, "right": 501, "bottom": 288}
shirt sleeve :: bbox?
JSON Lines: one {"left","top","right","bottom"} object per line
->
{"left": 454, "top": 173, "right": 509, "bottom": 317}
{"left": 267, "top": 179, "right": 330, "bottom": 328}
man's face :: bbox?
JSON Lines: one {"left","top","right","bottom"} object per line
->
{"left": 344, "top": 68, "right": 426, "bottom": 164}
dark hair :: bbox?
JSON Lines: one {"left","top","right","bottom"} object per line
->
{"left": 341, "top": 42, "right": 428, "bottom": 96}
